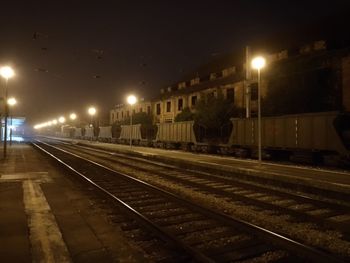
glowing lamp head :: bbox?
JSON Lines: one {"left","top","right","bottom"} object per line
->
{"left": 251, "top": 56, "right": 266, "bottom": 70}
{"left": 0, "top": 66, "right": 15, "bottom": 79}
{"left": 88, "top": 107, "right": 96, "bottom": 116}
{"left": 70, "top": 113, "right": 77, "bottom": 120}
{"left": 127, "top": 95, "right": 137, "bottom": 105}
{"left": 58, "top": 116, "right": 65, "bottom": 123}
{"left": 7, "top": 97, "right": 17, "bottom": 106}
{"left": 52, "top": 119, "right": 58, "bottom": 125}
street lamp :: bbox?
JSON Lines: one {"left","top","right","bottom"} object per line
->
{"left": 7, "top": 97, "right": 16, "bottom": 106}
{"left": 58, "top": 116, "right": 65, "bottom": 123}
{"left": 0, "top": 66, "right": 15, "bottom": 159}
{"left": 127, "top": 95, "right": 137, "bottom": 147}
{"left": 70, "top": 113, "right": 77, "bottom": 121}
{"left": 88, "top": 107, "right": 96, "bottom": 141}
{"left": 251, "top": 56, "right": 266, "bottom": 164}
{"left": 7, "top": 97, "right": 17, "bottom": 146}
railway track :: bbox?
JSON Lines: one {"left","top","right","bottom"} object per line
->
{"left": 52, "top": 140, "right": 350, "bottom": 236}
{"left": 33, "top": 139, "right": 346, "bottom": 262}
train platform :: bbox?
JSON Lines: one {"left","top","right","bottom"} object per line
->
{"left": 67, "top": 139, "right": 350, "bottom": 195}
{"left": 0, "top": 143, "right": 147, "bottom": 262}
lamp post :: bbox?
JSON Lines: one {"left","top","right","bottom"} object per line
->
{"left": 251, "top": 56, "right": 266, "bottom": 164}
{"left": 88, "top": 107, "right": 96, "bottom": 141}
{"left": 69, "top": 113, "right": 77, "bottom": 138}
{"left": 127, "top": 95, "right": 137, "bottom": 147}
{"left": 7, "top": 97, "right": 17, "bottom": 145}
{"left": 0, "top": 66, "right": 15, "bottom": 159}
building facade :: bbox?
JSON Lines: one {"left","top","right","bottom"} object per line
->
{"left": 110, "top": 40, "right": 350, "bottom": 125}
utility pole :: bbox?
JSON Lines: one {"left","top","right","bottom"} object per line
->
{"left": 3, "top": 80, "right": 8, "bottom": 158}
{"left": 0, "top": 112, "right": 2, "bottom": 143}
{"left": 245, "top": 46, "right": 251, "bottom": 118}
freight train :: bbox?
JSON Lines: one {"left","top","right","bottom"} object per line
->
{"left": 63, "top": 111, "right": 350, "bottom": 166}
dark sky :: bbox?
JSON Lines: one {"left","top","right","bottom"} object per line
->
{"left": 0, "top": 1, "right": 349, "bottom": 124}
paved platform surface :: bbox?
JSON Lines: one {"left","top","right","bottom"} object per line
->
{"left": 65, "top": 138, "right": 350, "bottom": 195}
{"left": 0, "top": 143, "right": 147, "bottom": 263}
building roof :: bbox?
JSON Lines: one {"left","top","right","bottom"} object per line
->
{"left": 159, "top": 72, "right": 244, "bottom": 100}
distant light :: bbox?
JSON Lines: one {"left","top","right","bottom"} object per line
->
{"left": 88, "top": 107, "right": 96, "bottom": 116}
{"left": 52, "top": 119, "right": 58, "bottom": 125}
{"left": 48, "top": 121, "right": 52, "bottom": 126}
{"left": 0, "top": 66, "right": 15, "bottom": 79}
{"left": 58, "top": 116, "right": 65, "bottom": 123}
{"left": 251, "top": 56, "right": 266, "bottom": 70}
{"left": 11, "top": 135, "right": 23, "bottom": 142}
{"left": 7, "top": 97, "right": 17, "bottom": 106}
{"left": 34, "top": 122, "right": 47, "bottom": 129}
{"left": 70, "top": 113, "right": 77, "bottom": 120}
{"left": 127, "top": 95, "right": 137, "bottom": 105}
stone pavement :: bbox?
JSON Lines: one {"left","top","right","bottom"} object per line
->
{"left": 0, "top": 143, "right": 147, "bottom": 263}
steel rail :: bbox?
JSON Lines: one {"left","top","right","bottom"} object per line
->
{"left": 58, "top": 142, "right": 350, "bottom": 233}
{"left": 33, "top": 140, "right": 345, "bottom": 263}
{"left": 32, "top": 141, "right": 214, "bottom": 263}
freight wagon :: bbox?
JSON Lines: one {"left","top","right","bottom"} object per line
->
{"left": 118, "top": 124, "right": 156, "bottom": 146}
{"left": 84, "top": 127, "right": 94, "bottom": 140}
{"left": 154, "top": 121, "right": 216, "bottom": 152}
{"left": 63, "top": 111, "right": 349, "bottom": 166}
{"left": 154, "top": 121, "right": 197, "bottom": 150}
{"left": 228, "top": 111, "right": 350, "bottom": 165}
{"left": 98, "top": 126, "right": 112, "bottom": 142}
{"left": 74, "top": 127, "right": 83, "bottom": 138}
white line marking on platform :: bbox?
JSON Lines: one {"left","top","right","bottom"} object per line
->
{"left": 1, "top": 172, "right": 71, "bottom": 262}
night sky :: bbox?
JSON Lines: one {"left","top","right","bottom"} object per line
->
{"left": 0, "top": 1, "right": 349, "bottom": 125}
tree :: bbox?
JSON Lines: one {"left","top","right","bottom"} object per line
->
{"left": 192, "top": 94, "right": 243, "bottom": 142}
{"left": 194, "top": 94, "right": 242, "bottom": 129}
{"left": 262, "top": 56, "right": 341, "bottom": 116}
{"left": 174, "top": 107, "right": 195, "bottom": 122}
